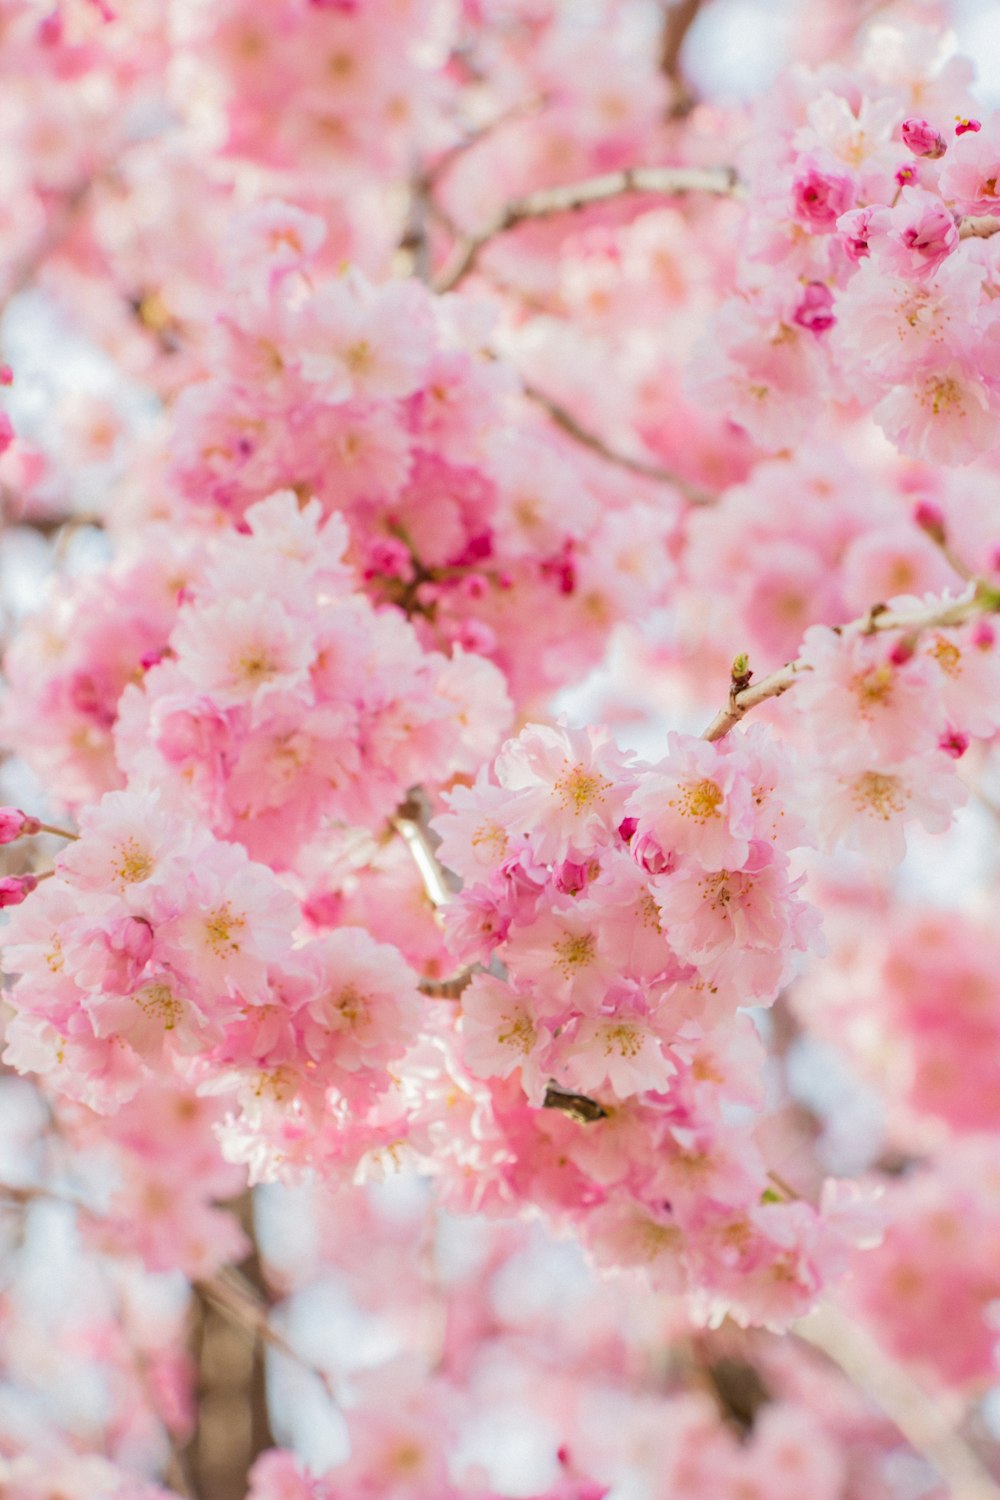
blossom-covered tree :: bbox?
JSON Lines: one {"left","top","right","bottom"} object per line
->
{"left": 4, "top": 0, "right": 1000, "bottom": 1496}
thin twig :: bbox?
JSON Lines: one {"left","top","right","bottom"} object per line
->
{"left": 423, "top": 96, "right": 548, "bottom": 189}
{"left": 433, "top": 163, "right": 741, "bottom": 292}
{"left": 522, "top": 381, "right": 715, "bottom": 502}
{"left": 797, "top": 1305, "right": 1000, "bottom": 1500}
{"left": 702, "top": 586, "right": 997, "bottom": 741}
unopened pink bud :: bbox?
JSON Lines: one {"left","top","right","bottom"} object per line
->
{"left": 0, "top": 365, "right": 12, "bottom": 386}
{"left": 632, "top": 832, "right": 672, "bottom": 877}
{"left": 302, "top": 889, "right": 345, "bottom": 927}
{"left": 955, "top": 117, "right": 982, "bottom": 136}
{"left": 618, "top": 817, "right": 638, "bottom": 843}
{"left": 901, "top": 119, "right": 947, "bottom": 159}
{"left": 972, "top": 620, "right": 996, "bottom": 651}
{"left": 111, "top": 916, "right": 155, "bottom": 965}
{"left": 839, "top": 206, "right": 873, "bottom": 262}
{"left": 890, "top": 638, "right": 915, "bottom": 665}
{"left": 791, "top": 163, "right": 855, "bottom": 231}
{"left": 37, "top": 12, "right": 63, "bottom": 45}
{"left": 913, "top": 500, "right": 946, "bottom": 543}
{"left": 793, "top": 281, "right": 836, "bottom": 333}
{"left": 0, "top": 808, "right": 38, "bottom": 843}
{"left": 0, "top": 875, "right": 38, "bottom": 907}
{"left": 554, "top": 860, "right": 590, "bottom": 896}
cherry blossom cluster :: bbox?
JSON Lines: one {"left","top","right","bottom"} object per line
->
{"left": 844, "top": 1144, "right": 1000, "bottom": 1391}
{"left": 426, "top": 721, "right": 864, "bottom": 1325}
{"left": 678, "top": 452, "right": 959, "bottom": 668}
{"left": 165, "top": 226, "right": 676, "bottom": 703}
{"left": 797, "top": 899, "right": 1000, "bottom": 1140}
{"left": 7, "top": 2, "right": 1000, "bottom": 1495}
{"left": 784, "top": 596, "right": 1000, "bottom": 865}
{"left": 0, "top": 787, "right": 430, "bottom": 1191}
{"left": 5, "top": 490, "right": 511, "bottom": 855}
{"left": 695, "top": 28, "right": 1000, "bottom": 464}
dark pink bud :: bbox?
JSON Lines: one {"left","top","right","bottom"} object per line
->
{"left": 453, "top": 619, "right": 497, "bottom": 654}
{"left": 139, "top": 649, "right": 166, "bottom": 671}
{"left": 0, "top": 808, "right": 38, "bottom": 843}
{"left": 0, "top": 412, "right": 13, "bottom": 457}
{"left": 111, "top": 916, "right": 155, "bottom": 966}
{"left": 302, "top": 889, "right": 345, "bottom": 928}
{"left": 890, "top": 637, "right": 915, "bottom": 666}
{"left": 0, "top": 365, "right": 12, "bottom": 386}
{"left": 972, "top": 620, "right": 996, "bottom": 651}
{"left": 363, "top": 536, "right": 412, "bottom": 582}
{"left": 631, "top": 832, "right": 672, "bottom": 877}
{"left": 901, "top": 118, "right": 947, "bottom": 159}
{"left": 913, "top": 500, "right": 946, "bottom": 543}
{"left": 793, "top": 281, "right": 836, "bottom": 333}
{"left": 939, "top": 729, "right": 969, "bottom": 759}
{"left": 791, "top": 163, "right": 855, "bottom": 231}
{"left": 554, "top": 860, "right": 590, "bottom": 896}
{"left": 618, "top": 817, "right": 638, "bottom": 842}
{"left": 0, "top": 875, "right": 38, "bottom": 908}
{"left": 37, "top": 12, "right": 63, "bottom": 44}
{"left": 839, "top": 206, "right": 873, "bottom": 262}
{"left": 955, "top": 117, "right": 982, "bottom": 136}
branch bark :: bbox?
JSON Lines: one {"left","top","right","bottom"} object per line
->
{"left": 702, "top": 587, "right": 997, "bottom": 742}
{"left": 659, "top": 0, "right": 706, "bottom": 115}
{"left": 392, "top": 791, "right": 457, "bottom": 910}
{"left": 433, "top": 163, "right": 741, "bottom": 292}
{"left": 182, "top": 1195, "right": 277, "bottom": 1500}
{"left": 797, "top": 1306, "right": 1000, "bottom": 1500}
{"left": 522, "top": 381, "right": 715, "bottom": 502}
{"left": 959, "top": 215, "right": 1000, "bottom": 240}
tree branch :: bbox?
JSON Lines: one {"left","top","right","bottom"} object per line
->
{"left": 522, "top": 381, "right": 715, "bottom": 503}
{"left": 391, "top": 791, "right": 458, "bottom": 910}
{"left": 659, "top": 0, "right": 707, "bottom": 115}
{"left": 433, "top": 163, "right": 742, "bottom": 292}
{"left": 797, "top": 1305, "right": 1000, "bottom": 1500}
{"left": 195, "top": 1266, "right": 339, "bottom": 1408}
{"left": 959, "top": 215, "right": 1000, "bottom": 240}
{"left": 702, "top": 587, "right": 997, "bottom": 741}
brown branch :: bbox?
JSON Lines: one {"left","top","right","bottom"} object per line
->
{"left": 542, "top": 1086, "right": 608, "bottom": 1123}
{"left": 522, "top": 381, "right": 715, "bottom": 502}
{"left": 797, "top": 1306, "right": 1000, "bottom": 1500}
{"left": 424, "top": 96, "right": 549, "bottom": 190}
{"left": 702, "top": 586, "right": 997, "bottom": 742}
{"left": 419, "top": 965, "right": 478, "bottom": 999}
{"left": 959, "top": 216, "right": 1000, "bottom": 240}
{"left": 397, "top": 163, "right": 433, "bottom": 284}
{"left": 433, "top": 163, "right": 742, "bottom": 292}
{"left": 195, "top": 1266, "right": 339, "bottom": 1408}
{"left": 171, "top": 1193, "right": 277, "bottom": 1500}
{"left": 659, "top": 0, "right": 706, "bottom": 115}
